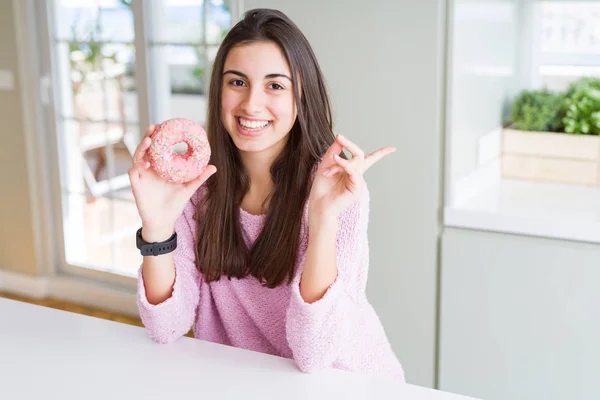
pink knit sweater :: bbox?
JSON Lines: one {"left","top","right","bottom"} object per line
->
{"left": 137, "top": 185, "right": 405, "bottom": 381}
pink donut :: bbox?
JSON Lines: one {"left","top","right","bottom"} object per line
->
{"left": 148, "top": 118, "right": 211, "bottom": 183}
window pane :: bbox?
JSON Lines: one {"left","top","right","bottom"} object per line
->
{"left": 541, "top": 2, "right": 600, "bottom": 54}
{"left": 55, "top": 0, "right": 134, "bottom": 42}
{"left": 102, "top": 43, "right": 138, "bottom": 122}
{"left": 51, "top": 0, "right": 142, "bottom": 277}
{"left": 63, "top": 191, "right": 141, "bottom": 274}
{"left": 539, "top": 2, "right": 600, "bottom": 89}
{"left": 150, "top": 45, "right": 208, "bottom": 123}
{"left": 149, "top": 0, "right": 205, "bottom": 44}
{"left": 49, "top": 0, "right": 234, "bottom": 277}
{"left": 82, "top": 135, "right": 134, "bottom": 184}
{"left": 56, "top": 42, "right": 137, "bottom": 122}
{"left": 113, "top": 196, "right": 143, "bottom": 272}
{"left": 56, "top": 41, "right": 103, "bottom": 120}
{"left": 206, "top": 0, "right": 231, "bottom": 44}
{"left": 63, "top": 192, "right": 114, "bottom": 270}
{"left": 207, "top": 45, "right": 219, "bottom": 63}
{"left": 58, "top": 120, "right": 137, "bottom": 194}
{"left": 60, "top": 121, "right": 140, "bottom": 273}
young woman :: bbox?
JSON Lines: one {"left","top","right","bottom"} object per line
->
{"left": 129, "top": 8, "right": 404, "bottom": 381}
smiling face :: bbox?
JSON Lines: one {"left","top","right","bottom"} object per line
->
{"left": 220, "top": 40, "right": 297, "bottom": 159}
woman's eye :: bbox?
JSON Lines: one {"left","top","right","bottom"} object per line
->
{"left": 269, "top": 83, "right": 284, "bottom": 90}
{"left": 230, "top": 79, "right": 245, "bottom": 87}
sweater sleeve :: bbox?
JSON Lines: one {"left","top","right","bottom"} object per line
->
{"left": 285, "top": 186, "right": 405, "bottom": 381}
{"left": 136, "top": 192, "right": 203, "bottom": 344}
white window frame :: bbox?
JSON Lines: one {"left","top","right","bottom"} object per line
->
{"left": 15, "top": 0, "right": 244, "bottom": 298}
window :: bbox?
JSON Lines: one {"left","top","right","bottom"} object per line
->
{"left": 41, "top": 0, "right": 236, "bottom": 281}
{"left": 443, "top": 0, "right": 600, "bottom": 244}
{"left": 539, "top": 1, "right": 600, "bottom": 90}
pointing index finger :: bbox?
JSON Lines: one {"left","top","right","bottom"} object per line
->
{"left": 364, "top": 147, "right": 396, "bottom": 171}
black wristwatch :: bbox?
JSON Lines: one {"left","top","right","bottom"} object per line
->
{"left": 136, "top": 228, "right": 178, "bottom": 256}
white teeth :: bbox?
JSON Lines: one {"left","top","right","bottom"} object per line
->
{"left": 239, "top": 118, "right": 269, "bottom": 129}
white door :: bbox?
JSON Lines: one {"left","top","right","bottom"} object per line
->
{"left": 36, "top": 0, "right": 237, "bottom": 285}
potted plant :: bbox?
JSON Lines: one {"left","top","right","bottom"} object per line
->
{"left": 502, "top": 77, "right": 600, "bottom": 185}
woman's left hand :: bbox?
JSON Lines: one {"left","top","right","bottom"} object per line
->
{"left": 308, "top": 134, "right": 396, "bottom": 228}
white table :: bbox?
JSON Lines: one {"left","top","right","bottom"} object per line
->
{"left": 0, "top": 298, "right": 477, "bottom": 399}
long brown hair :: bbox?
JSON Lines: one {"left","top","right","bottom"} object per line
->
{"left": 196, "top": 8, "right": 335, "bottom": 288}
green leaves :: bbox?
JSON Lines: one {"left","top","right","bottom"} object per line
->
{"left": 510, "top": 77, "right": 600, "bottom": 135}
{"left": 510, "top": 89, "right": 564, "bottom": 132}
{"left": 562, "top": 79, "right": 600, "bottom": 135}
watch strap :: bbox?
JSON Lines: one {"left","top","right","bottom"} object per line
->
{"left": 136, "top": 227, "right": 177, "bottom": 256}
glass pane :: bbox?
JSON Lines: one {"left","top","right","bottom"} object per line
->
{"left": 59, "top": 119, "right": 88, "bottom": 194}
{"left": 55, "top": 0, "right": 134, "bottom": 42}
{"left": 51, "top": 2, "right": 142, "bottom": 277}
{"left": 149, "top": 0, "right": 204, "bottom": 44}
{"left": 56, "top": 41, "right": 103, "bottom": 120}
{"left": 56, "top": 42, "right": 137, "bottom": 122}
{"left": 207, "top": 45, "right": 219, "bottom": 63}
{"left": 541, "top": 2, "right": 600, "bottom": 54}
{"left": 82, "top": 136, "right": 134, "bottom": 183}
{"left": 113, "top": 195, "right": 143, "bottom": 273}
{"left": 64, "top": 189, "right": 142, "bottom": 276}
{"left": 150, "top": 45, "right": 208, "bottom": 123}
{"left": 61, "top": 123, "right": 140, "bottom": 274}
{"left": 64, "top": 190, "right": 140, "bottom": 274}
{"left": 58, "top": 120, "right": 137, "bottom": 194}
{"left": 63, "top": 192, "right": 115, "bottom": 270}
{"left": 102, "top": 43, "right": 138, "bottom": 122}
{"left": 206, "top": 45, "right": 219, "bottom": 85}
{"left": 206, "top": 0, "right": 232, "bottom": 44}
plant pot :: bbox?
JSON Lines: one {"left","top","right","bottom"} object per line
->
{"left": 501, "top": 127, "right": 600, "bottom": 186}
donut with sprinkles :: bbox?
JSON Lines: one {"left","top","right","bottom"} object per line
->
{"left": 148, "top": 118, "right": 211, "bottom": 183}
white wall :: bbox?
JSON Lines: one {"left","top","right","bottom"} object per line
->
{"left": 242, "top": 0, "right": 446, "bottom": 387}
{"left": 0, "top": 0, "right": 39, "bottom": 276}
{"left": 446, "top": 0, "right": 521, "bottom": 205}
{"left": 439, "top": 227, "right": 600, "bottom": 400}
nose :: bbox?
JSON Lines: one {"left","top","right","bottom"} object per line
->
{"left": 240, "top": 86, "right": 266, "bottom": 115}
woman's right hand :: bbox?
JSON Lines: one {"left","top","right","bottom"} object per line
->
{"left": 128, "top": 124, "right": 217, "bottom": 242}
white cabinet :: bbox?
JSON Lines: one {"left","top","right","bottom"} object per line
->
{"left": 439, "top": 227, "right": 600, "bottom": 400}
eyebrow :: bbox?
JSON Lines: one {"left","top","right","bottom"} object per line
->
{"left": 223, "top": 69, "right": 292, "bottom": 82}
